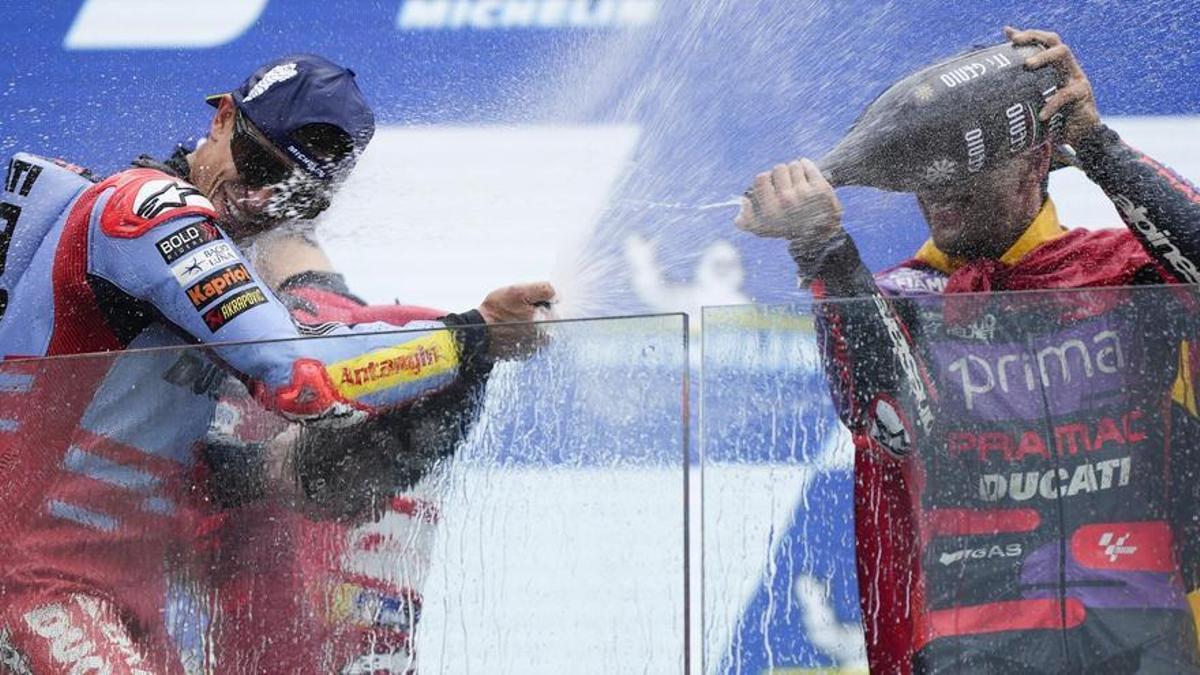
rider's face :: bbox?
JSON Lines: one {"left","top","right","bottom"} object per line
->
{"left": 186, "top": 97, "right": 278, "bottom": 239}
{"left": 916, "top": 145, "right": 1051, "bottom": 260}
{"left": 189, "top": 96, "right": 330, "bottom": 240}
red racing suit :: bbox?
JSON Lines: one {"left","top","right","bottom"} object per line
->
{"left": 809, "top": 126, "right": 1200, "bottom": 673}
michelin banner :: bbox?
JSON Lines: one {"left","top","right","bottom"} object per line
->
{"left": 2, "top": 1, "right": 1198, "bottom": 672}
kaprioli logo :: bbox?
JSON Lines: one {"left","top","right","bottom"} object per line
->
{"left": 938, "top": 543, "right": 1022, "bottom": 566}
{"left": 398, "top": 0, "right": 660, "bottom": 29}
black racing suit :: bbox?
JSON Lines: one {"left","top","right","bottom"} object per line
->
{"left": 808, "top": 126, "right": 1200, "bottom": 674}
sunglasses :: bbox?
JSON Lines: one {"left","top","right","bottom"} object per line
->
{"left": 230, "top": 110, "right": 332, "bottom": 220}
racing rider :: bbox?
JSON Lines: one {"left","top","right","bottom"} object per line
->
{"left": 0, "top": 54, "right": 553, "bottom": 674}
{"left": 737, "top": 27, "right": 1200, "bottom": 674}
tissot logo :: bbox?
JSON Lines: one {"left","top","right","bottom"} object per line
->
{"left": 397, "top": 0, "right": 659, "bottom": 29}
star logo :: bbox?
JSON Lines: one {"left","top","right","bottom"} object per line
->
{"left": 135, "top": 180, "right": 209, "bottom": 219}
{"left": 923, "top": 158, "right": 958, "bottom": 184}
{"left": 182, "top": 257, "right": 204, "bottom": 278}
{"left": 913, "top": 84, "right": 935, "bottom": 103}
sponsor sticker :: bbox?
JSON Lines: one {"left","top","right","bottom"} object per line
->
{"left": 134, "top": 179, "right": 213, "bottom": 219}
{"left": 185, "top": 263, "right": 253, "bottom": 309}
{"left": 328, "top": 331, "right": 458, "bottom": 400}
{"left": 937, "top": 543, "right": 1022, "bottom": 566}
{"left": 155, "top": 220, "right": 223, "bottom": 264}
{"left": 1072, "top": 522, "right": 1175, "bottom": 572}
{"left": 867, "top": 394, "right": 912, "bottom": 458}
{"left": 202, "top": 286, "right": 268, "bottom": 332}
{"left": 169, "top": 241, "right": 239, "bottom": 285}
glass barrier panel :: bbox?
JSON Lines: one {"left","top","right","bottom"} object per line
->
{"left": 701, "top": 304, "right": 864, "bottom": 675}
{"left": 0, "top": 313, "right": 688, "bottom": 675}
{"left": 702, "top": 285, "right": 1200, "bottom": 674}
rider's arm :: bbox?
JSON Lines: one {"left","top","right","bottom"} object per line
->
{"left": 1074, "top": 125, "right": 1200, "bottom": 284}
{"left": 87, "top": 169, "right": 484, "bottom": 421}
{"left": 805, "top": 237, "right": 938, "bottom": 455}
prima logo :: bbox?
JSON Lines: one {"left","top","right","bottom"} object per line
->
{"left": 947, "top": 330, "right": 1124, "bottom": 412}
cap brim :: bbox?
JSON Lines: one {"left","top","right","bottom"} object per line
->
{"left": 204, "top": 92, "right": 229, "bottom": 108}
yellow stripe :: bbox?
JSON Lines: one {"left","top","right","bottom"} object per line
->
{"left": 1191, "top": 591, "right": 1200, "bottom": 650}
{"left": 327, "top": 331, "right": 459, "bottom": 400}
{"left": 914, "top": 198, "right": 1068, "bottom": 274}
{"left": 1173, "top": 341, "right": 1199, "bottom": 417}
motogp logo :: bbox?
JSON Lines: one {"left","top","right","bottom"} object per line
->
{"left": 1098, "top": 531, "right": 1137, "bottom": 563}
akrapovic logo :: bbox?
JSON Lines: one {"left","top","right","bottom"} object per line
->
{"left": 398, "top": 0, "right": 659, "bottom": 29}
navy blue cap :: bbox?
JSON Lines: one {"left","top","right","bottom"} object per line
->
{"left": 208, "top": 54, "right": 375, "bottom": 181}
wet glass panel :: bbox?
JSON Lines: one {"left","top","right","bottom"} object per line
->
{"left": 701, "top": 303, "right": 865, "bottom": 675}
{"left": 0, "top": 314, "right": 688, "bottom": 674}
{"left": 703, "top": 285, "right": 1200, "bottom": 674}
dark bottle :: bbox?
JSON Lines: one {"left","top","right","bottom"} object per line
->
{"left": 817, "top": 42, "right": 1065, "bottom": 192}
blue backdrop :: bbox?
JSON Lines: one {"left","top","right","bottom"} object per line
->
{"left": 3, "top": 2, "right": 1198, "bottom": 672}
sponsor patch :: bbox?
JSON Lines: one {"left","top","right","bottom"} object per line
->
{"left": 185, "top": 263, "right": 253, "bottom": 309}
{"left": 134, "top": 179, "right": 213, "bottom": 220}
{"left": 1073, "top": 522, "right": 1175, "bottom": 572}
{"left": 155, "top": 220, "right": 224, "bottom": 264}
{"left": 99, "top": 170, "right": 218, "bottom": 238}
{"left": 329, "top": 331, "right": 458, "bottom": 400}
{"left": 979, "top": 457, "right": 1131, "bottom": 503}
{"left": 203, "top": 286, "right": 268, "bottom": 332}
{"left": 170, "top": 241, "right": 239, "bottom": 285}
{"left": 867, "top": 394, "right": 912, "bottom": 458}
{"left": 937, "top": 543, "right": 1022, "bottom": 566}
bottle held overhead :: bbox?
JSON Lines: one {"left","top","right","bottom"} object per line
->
{"left": 817, "top": 42, "right": 1066, "bottom": 192}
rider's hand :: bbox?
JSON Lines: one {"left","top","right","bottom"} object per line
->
{"left": 1006, "top": 26, "right": 1102, "bottom": 147}
{"left": 736, "top": 159, "right": 848, "bottom": 279}
{"left": 478, "top": 282, "right": 556, "bottom": 361}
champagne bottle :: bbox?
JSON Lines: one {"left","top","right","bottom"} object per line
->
{"left": 817, "top": 42, "right": 1066, "bottom": 192}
